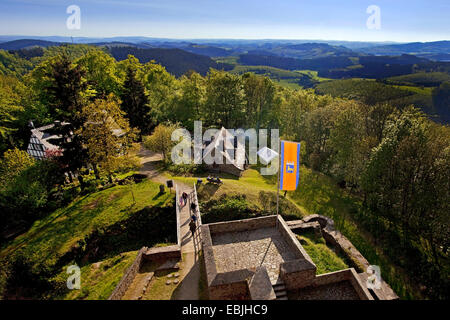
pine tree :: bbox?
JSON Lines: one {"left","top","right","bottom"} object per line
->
{"left": 45, "top": 54, "right": 87, "bottom": 128}
{"left": 120, "top": 67, "right": 150, "bottom": 137}
{"left": 44, "top": 54, "right": 88, "bottom": 180}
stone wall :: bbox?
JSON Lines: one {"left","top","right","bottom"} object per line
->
{"left": 276, "top": 216, "right": 314, "bottom": 263}
{"left": 108, "top": 246, "right": 147, "bottom": 300}
{"left": 176, "top": 184, "right": 181, "bottom": 247}
{"left": 143, "top": 245, "right": 181, "bottom": 261}
{"left": 321, "top": 228, "right": 369, "bottom": 272}
{"left": 313, "top": 269, "right": 354, "bottom": 287}
{"left": 295, "top": 268, "right": 373, "bottom": 300}
{"left": 347, "top": 268, "right": 374, "bottom": 300}
{"left": 280, "top": 259, "right": 316, "bottom": 290}
{"left": 248, "top": 267, "right": 277, "bottom": 300}
{"left": 209, "top": 280, "right": 250, "bottom": 300}
{"left": 193, "top": 183, "right": 202, "bottom": 226}
{"left": 207, "top": 215, "right": 277, "bottom": 235}
{"left": 288, "top": 215, "right": 370, "bottom": 272}
{"left": 202, "top": 224, "right": 254, "bottom": 299}
{"left": 288, "top": 214, "right": 398, "bottom": 300}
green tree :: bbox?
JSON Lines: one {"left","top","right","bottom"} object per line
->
{"left": 120, "top": 66, "right": 150, "bottom": 137}
{"left": 143, "top": 123, "right": 177, "bottom": 162}
{"left": 43, "top": 54, "right": 88, "bottom": 127}
{"left": 0, "top": 76, "right": 25, "bottom": 152}
{"left": 303, "top": 103, "right": 338, "bottom": 171}
{"left": 0, "top": 148, "right": 35, "bottom": 189}
{"left": 242, "top": 73, "right": 277, "bottom": 129}
{"left": 329, "top": 101, "right": 370, "bottom": 187}
{"left": 76, "top": 50, "right": 121, "bottom": 99}
{"left": 205, "top": 69, "right": 245, "bottom": 128}
{"left": 142, "top": 62, "right": 176, "bottom": 125}
{"left": 170, "top": 72, "right": 206, "bottom": 130}
{"left": 79, "top": 94, "right": 139, "bottom": 183}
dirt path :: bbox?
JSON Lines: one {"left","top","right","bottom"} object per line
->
{"left": 138, "top": 146, "right": 167, "bottom": 184}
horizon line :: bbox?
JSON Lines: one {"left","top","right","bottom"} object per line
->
{"left": 2, "top": 35, "right": 449, "bottom": 44}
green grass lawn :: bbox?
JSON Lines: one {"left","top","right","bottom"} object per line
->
{"left": 296, "top": 231, "right": 349, "bottom": 275}
{"left": 165, "top": 167, "right": 306, "bottom": 215}
{"left": 56, "top": 250, "right": 138, "bottom": 300}
{"left": 0, "top": 179, "right": 172, "bottom": 273}
{"left": 144, "top": 269, "right": 180, "bottom": 300}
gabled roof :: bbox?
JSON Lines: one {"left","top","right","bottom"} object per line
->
{"left": 27, "top": 122, "right": 71, "bottom": 159}
{"left": 202, "top": 127, "right": 246, "bottom": 171}
{"left": 30, "top": 122, "right": 71, "bottom": 151}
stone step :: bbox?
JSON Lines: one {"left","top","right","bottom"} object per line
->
{"left": 155, "top": 258, "right": 180, "bottom": 271}
{"left": 273, "top": 286, "right": 286, "bottom": 293}
{"left": 273, "top": 283, "right": 288, "bottom": 300}
{"left": 273, "top": 284, "right": 286, "bottom": 290}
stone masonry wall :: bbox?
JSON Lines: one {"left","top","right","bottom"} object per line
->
{"left": 280, "top": 259, "right": 317, "bottom": 290}
{"left": 248, "top": 267, "right": 277, "bottom": 300}
{"left": 276, "top": 216, "right": 314, "bottom": 262}
{"left": 207, "top": 215, "right": 277, "bottom": 235}
{"left": 143, "top": 245, "right": 181, "bottom": 261}
{"left": 108, "top": 246, "right": 147, "bottom": 300}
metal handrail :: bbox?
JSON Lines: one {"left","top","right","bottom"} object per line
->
{"left": 175, "top": 184, "right": 181, "bottom": 247}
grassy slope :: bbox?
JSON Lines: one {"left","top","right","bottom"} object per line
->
{"left": 56, "top": 250, "right": 138, "bottom": 300}
{"left": 386, "top": 72, "right": 450, "bottom": 87}
{"left": 0, "top": 179, "right": 173, "bottom": 300}
{"left": 0, "top": 179, "right": 172, "bottom": 267}
{"left": 166, "top": 167, "right": 307, "bottom": 216}
{"left": 228, "top": 65, "right": 332, "bottom": 90}
{"left": 168, "top": 166, "right": 417, "bottom": 299}
{"left": 289, "top": 167, "right": 418, "bottom": 299}
{"left": 296, "top": 231, "right": 349, "bottom": 275}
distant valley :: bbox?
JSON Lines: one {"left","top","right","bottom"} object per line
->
{"left": 0, "top": 37, "right": 449, "bottom": 123}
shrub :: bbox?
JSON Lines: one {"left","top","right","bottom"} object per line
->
{"left": 201, "top": 193, "right": 260, "bottom": 223}
{"left": 258, "top": 191, "right": 303, "bottom": 220}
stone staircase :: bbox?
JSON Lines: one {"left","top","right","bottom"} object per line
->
{"left": 272, "top": 282, "right": 288, "bottom": 300}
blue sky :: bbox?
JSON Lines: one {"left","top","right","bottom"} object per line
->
{"left": 0, "top": 0, "right": 449, "bottom": 42}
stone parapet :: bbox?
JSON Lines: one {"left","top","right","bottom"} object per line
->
{"left": 143, "top": 245, "right": 181, "bottom": 261}
{"left": 280, "top": 259, "right": 317, "bottom": 290}
{"left": 248, "top": 267, "right": 277, "bottom": 300}
{"left": 207, "top": 215, "right": 277, "bottom": 235}
{"left": 108, "top": 246, "right": 147, "bottom": 300}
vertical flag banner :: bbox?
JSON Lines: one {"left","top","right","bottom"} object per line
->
{"left": 279, "top": 140, "right": 301, "bottom": 191}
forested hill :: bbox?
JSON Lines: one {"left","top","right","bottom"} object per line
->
{"left": 238, "top": 53, "right": 450, "bottom": 79}
{"left": 358, "top": 41, "right": 450, "bottom": 60}
{"left": 0, "top": 39, "right": 62, "bottom": 50}
{"left": 0, "top": 40, "right": 234, "bottom": 77}
{"left": 107, "top": 47, "right": 233, "bottom": 76}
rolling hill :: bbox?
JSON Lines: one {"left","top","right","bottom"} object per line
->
{"left": 107, "top": 47, "right": 233, "bottom": 76}
{"left": 358, "top": 41, "right": 450, "bottom": 61}
{"left": 0, "top": 39, "right": 63, "bottom": 50}
{"left": 1, "top": 40, "right": 234, "bottom": 77}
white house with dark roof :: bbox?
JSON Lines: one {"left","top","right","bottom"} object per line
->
{"left": 26, "top": 121, "right": 72, "bottom": 160}
{"left": 202, "top": 127, "right": 248, "bottom": 176}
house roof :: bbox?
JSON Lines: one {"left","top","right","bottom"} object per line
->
{"left": 202, "top": 127, "right": 246, "bottom": 171}
{"left": 30, "top": 122, "right": 71, "bottom": 151}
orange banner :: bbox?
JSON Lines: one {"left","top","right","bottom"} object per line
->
{"left": 279, "top": 140, "right": 301, "bottom": 191}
